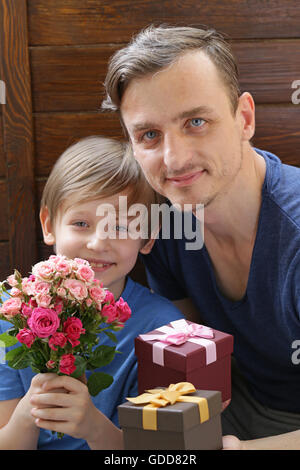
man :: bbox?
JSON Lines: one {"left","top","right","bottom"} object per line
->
{"left": 102, "top": 25, "right": 300, "bottom": 449}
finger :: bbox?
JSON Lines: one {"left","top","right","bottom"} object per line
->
{"left": 34, "top": 417, "right": 69, "bottom": 434}
{"left": 31, "top": 373, "right": 57, "bottom": 388}
{"left": 30, "top": 392, "right": 72, "bottom": 408}
{"left": 41, "top": 375, "right": 86, "bottom": 393}
{"left": 31, "top": 406, "right": 70, "bottom": 422}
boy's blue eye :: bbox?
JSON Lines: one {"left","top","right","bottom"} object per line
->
{"left": 114, "top": 225, "right": 128, "bottom": 232}
{"left": 74, "top": 221, "right": 88, "bottom": 228}
{"left": 190, "top": 118, "right": 204, "bottom": 127}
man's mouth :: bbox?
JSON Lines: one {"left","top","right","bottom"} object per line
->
{"left": 166, "top": 169, "right": 206, "bottom": 187}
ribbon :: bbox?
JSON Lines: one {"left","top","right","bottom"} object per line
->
{"left": 139, "top": 319, "right": 217, "bottom": 366}
{"left": 126, "top": 382, "right": 209, "bottom": 431}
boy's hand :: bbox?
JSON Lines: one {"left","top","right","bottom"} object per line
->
{"left": 29, "top": 374, "right": 98, "bottom": 441}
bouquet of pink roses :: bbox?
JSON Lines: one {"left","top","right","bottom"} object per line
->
{"left": 0, "top": 255, "right": 131, "bottom": 399}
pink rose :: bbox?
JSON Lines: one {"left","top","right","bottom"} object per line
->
{"left": 16, "top": 328, "right": 36, "bottom": 348}
{"left": 0, "top": 297, "right": 22, "bottom": 319}
{"left": 6, "top": 274, "right": 18, "bottom": 287}
{"left": 63, "top": 317, "right": 85, "bottom": 347}
{"left": 74, "top": 258, "right": 89, "bottom": 266}
{"left": 46, "top": 360, "right": 56, "bottom": 369}
{"left": 59, "top": 353, "right": 76, "bottom": 375}
{"left": 63, "top": 279, "right": 88, "bottom": 301}
{"left": 49, "top": 332, "right": 67, "bottom": 351}
{"left": 20, "top": 277, "right": 36, "bottom": 296}
{"left": 10, "top": 287, "right": 23, "bottom": 297}
{"left": 27, "top": 307, "right": 60, "bottom": 338}
{"left": 76, "top": 265, "right": 95, "bottom": 283}
{"left": 101, "top": 303, "right": 118, "bottom": 323}
{"left": 35, "top": 293, "right": 52, "bottom": 308}
{"left": 56, "top": 287, "right": 67, "bottom": 298}
{"left": 34, "top": 281, "right": 51, "bottom": 295}
{"left": 32, "top": 260, "right": 56, "bottom": 280}
{"left": 28, "top": 298, "right": 37, "bottom": 309}
{"left": 54, "top": 300, "right": 64, "bottom": 315}
{"left": 89, "top": 285, "right": 106, "bottom": 304}
{"left": 21, "top": 303, "right": 33, "bottom": 318}
{"left": 115, "top": 297, "right": 132, "bottom": 323}
{"left": 104, "top": 290, "right": 115, "bottom": 305}
{"left": 55, "top": 259, "right": 72, "bottom": 277}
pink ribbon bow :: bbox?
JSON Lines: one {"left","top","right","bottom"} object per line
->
{"left": 139, "top": 319, "right": 217, "bottom": 366}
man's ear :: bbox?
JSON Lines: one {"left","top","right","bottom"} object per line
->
{"left": 237, "top": 91, "right": 255, "bottom": 141}
{"left": 139, "top": 237, "right": 156, "bottom": 255}
{"left": 39, "top": 206, "right": 56, "bottom": 246}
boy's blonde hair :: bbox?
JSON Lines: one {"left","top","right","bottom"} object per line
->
{"left": 41, "top": 136, "right": 158, "bottom": 226}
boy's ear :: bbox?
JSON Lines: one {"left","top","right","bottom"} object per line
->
{"left": 139, "top": 237, "right": 156, "bottom": 255}
{"left": 39, "top": 206, "right": 56, "bottom": 246}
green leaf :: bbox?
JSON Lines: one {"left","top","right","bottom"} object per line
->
{"left": 70, "top": 355, "right": 87, "bottom": 379}
{"left": 87, "top": 345, "right": 116, "bottom": 369}
{"left": 6, "top": 347, "right": 30, "bottom": 369}
{"left": 87, "top": 372, "right": 113, "bottom": 397}
{"left": 103, "top": 330, "right": 117, "bottom": 343}
{"left": 0, "top": 331, "right": 18, "bottom": 347}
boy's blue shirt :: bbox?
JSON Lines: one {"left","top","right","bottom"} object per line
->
{"left": 0, "top": 277, "right": 183, "bottom": 449}
{"left": 141, "top": 148, "right": 300, "bottom": 414}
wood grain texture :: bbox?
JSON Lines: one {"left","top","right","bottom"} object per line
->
{"left": 0, "top": 241, "right": 10, "bottom": 279}
{"left": 27, "top": 0, "right": 300, "bottom": 45}
{"left": 0, "top": 180, "right": 8, "bottom": 239}
{"left": 30, "top": 40, "right": 300, "bottom": 112}
{"left": 253, "top": 104, "right": 300, "bottom": 168}
{"left": 34, "top": 111, "right": 123, "bottom": 175}
{"left": 0, "top": 0, "right": 38, "bottom": 275}
{"left": 0, "top": 115, "right": 4, "bottom": 176}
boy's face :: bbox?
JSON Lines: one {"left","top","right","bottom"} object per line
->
{"left": 40, "top": 191, "right": 152, "bottom": 299}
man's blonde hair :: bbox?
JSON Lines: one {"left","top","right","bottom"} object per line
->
{"left": 41, "top": 136, "right": 158, "bottom": 225}
{"left": 102, "top": 24, "right": 240, "bottom": 115}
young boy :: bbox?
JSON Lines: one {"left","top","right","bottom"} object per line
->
{"left": 0, "top": 136, "right": 184, "bottom": 450}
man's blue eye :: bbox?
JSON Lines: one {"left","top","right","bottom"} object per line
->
{"left": 190, "top": 118, "right": 204, "bottom": 127}
{"left": 144, "top": 131, "right": 157, "bottom": 140}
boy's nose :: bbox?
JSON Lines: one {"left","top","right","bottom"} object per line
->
{"left": 86, "top": 231, "right": 110, "bottom": 251}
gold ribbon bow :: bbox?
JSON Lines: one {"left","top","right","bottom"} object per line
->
{"left": 126, "top": 382, "right": 209, "bottom": 430}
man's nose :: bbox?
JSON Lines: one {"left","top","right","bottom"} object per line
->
{"left": 163, "top": 132, "right": 191, "bottom": 172}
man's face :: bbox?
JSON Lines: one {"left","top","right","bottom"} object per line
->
{"left": 121, "top": 51, "right": 246, "bottom": 209}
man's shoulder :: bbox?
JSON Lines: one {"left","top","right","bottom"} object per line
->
{"left": 260, "top": 148, "right": 300, "bottom": 230}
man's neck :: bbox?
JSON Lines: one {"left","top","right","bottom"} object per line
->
{"left": 203, "top": 146, "right": 266, "bottom": 247}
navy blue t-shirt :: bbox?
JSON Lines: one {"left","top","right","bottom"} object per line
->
{"left": 141, "top": 148, "right": 300, "bottom": 413}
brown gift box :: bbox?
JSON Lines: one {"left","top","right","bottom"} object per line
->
{"left": 118, "top": 388, "right": 222, "bottom": 450}
{"left": 135, "top": 320, "right": 233, "bottom": 403}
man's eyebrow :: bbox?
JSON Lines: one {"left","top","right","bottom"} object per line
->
{"left": 130, "top": 106, "right": 215, "bottom": 133}
{"left": 176, "top": 106, "right": 215, "bottom": 121}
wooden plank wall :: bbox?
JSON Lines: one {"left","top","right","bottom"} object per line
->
{"left": 0, "top": 0, "right": 300, "bottom": 283}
